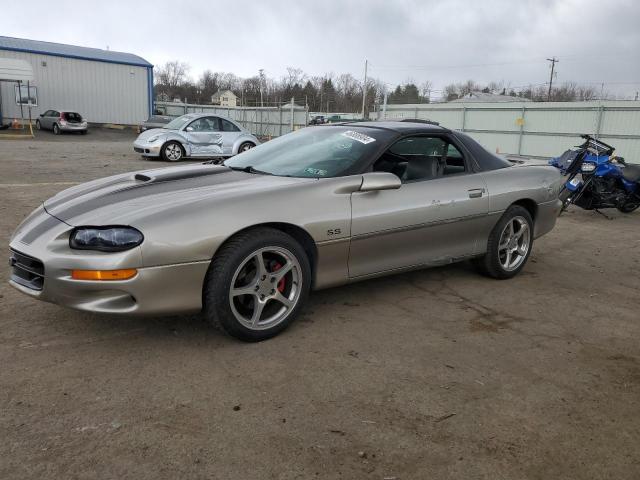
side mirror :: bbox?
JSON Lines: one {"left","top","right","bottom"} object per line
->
{"left": 359, "top": 172, "right": 402, "bottom": 192}
{"left": 185, "top": 126, "right": 194, "bottom": 132}
{"left": 39, "top": 113, "right": 44, "bottom": 117}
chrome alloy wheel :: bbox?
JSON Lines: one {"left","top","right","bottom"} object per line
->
{"left": 228, "top": 246, "right": 302, "bottom": 330}
{"left": 239, "top": 142, "right": 254, "bottom": 152}
{"left": 498, "top": 216, "right": 531, "bottom": 271}
{"left": 165, "top": 143, "right": 182, "bottom": 161}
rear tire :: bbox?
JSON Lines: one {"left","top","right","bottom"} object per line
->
{"left": 473, "top": 205, "right": 534, "bottom": 279}
{"left": 238, "top": 142, "right": 255, "bottom": 153}
{"left": 53, "top": 124, "right": 60, "bottom": 135}
{"left": 203, "top": 227, "right": 311, "bottom": 342}
{"left": 616, "top": 203, "right": 639, "bottom": 213}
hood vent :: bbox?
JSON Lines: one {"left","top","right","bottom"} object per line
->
{"left": 131, "top": 165, "right": 229, "bottom": 185}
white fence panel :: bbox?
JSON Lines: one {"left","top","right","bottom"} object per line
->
{"left": 377, "top": 101, "right": 640, "bottom": 159}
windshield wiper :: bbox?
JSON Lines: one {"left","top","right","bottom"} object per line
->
{"left": 227, "top": 165, "right": 272, "bottom": 175}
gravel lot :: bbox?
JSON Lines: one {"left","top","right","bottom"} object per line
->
{"left": 1, "top": 129, "right": 639, "bottom": 479}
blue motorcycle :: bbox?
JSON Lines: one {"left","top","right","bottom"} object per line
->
{"left": 549, "top": 135, "right": 640, "bottom": 214}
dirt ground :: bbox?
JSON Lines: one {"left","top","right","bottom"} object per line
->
{"left": 1, "top": 129, "right": 639, "bottom": 480}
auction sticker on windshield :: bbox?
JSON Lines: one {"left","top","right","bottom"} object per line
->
{"left": 341, "top": 130, "right": 376, "bottom": 144}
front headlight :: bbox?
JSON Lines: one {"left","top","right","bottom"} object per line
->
{"left": 581, "top": 162, "right": 597, "bottom": 172}
{"left": 148, "top": 135, "right": 160, "bottom": 143}
{"left": 70, "top": 226, "right": 144, "bottom": 252}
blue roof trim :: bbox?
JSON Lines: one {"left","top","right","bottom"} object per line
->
{"left": 147, "top": 67, "right": 154, "bottom": 117}
{"left": 0, "top": 45, "right": 152, "bottom": 67}
{"left": 0, "top": 36, "right": 152, "bottom": 68}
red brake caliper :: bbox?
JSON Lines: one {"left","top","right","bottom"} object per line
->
{"left": 272, "top": 262, "right": 286, "bottom": 293}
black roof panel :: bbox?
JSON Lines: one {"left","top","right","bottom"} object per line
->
{"left": 327, "top": 121, "right": 450, "bottom": 134}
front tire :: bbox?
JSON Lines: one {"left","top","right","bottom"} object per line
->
{"left": 35, "top": 120, "right": 41, "bottom": 130}
{"left": 474, "top": 205, "right": 534, "bottom": 279}
{"left": 203, "top": 228, "right": 311, "bottom": 342}
{"left": 161, "top": 141, "right": 184, "bottom": 161}
{"left": 53, "top": 124, "right": 60, "bottom": 135}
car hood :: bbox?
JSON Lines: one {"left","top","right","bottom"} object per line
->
{"left": 135, "top": 128, "right": 171, "bottom": 141}
{"left": 44, "top": 164, "right": 313, "bottom": 226}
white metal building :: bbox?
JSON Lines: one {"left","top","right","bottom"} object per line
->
{"left": 0, "top": 36, "right": 153, "bottom": 125}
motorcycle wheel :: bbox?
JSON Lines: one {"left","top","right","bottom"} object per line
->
{"left": 616, "top": 203, "right": 639, "bottom": 214}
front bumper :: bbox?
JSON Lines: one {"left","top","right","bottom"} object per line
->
{"left": 133, "top": 139, "right": 162, "bottom": 157}
{"left": 9, "top": 208, "right": 210, "bottom": 316}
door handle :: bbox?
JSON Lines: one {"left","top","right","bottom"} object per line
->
{"left": 468, "top": 188, "right": 485, "bottom": 198}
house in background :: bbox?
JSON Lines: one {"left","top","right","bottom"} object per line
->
{"left": 211, "top": 89, "right": 238, "bottom": 107}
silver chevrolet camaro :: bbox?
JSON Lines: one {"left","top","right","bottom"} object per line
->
{"left": 133, "top": 113, "right": 260, "bottom": 161}
{"left": 10, "top": 122, "right": 563, "bottom": 341}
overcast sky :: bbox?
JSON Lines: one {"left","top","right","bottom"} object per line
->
{"left": 4, "top": 0, "right": 640, "bottom": 98}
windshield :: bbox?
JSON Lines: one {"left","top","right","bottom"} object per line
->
{"left": 224, "top": 126, "right": 391, "bottom": 178}
{"left": 164, "top": 114, "right": 195, "bottom": 130}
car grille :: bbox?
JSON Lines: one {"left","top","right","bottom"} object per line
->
{"left": 134, "top": 147, "right": 144, "bottom": 153}
{"left": 9, "top": 249, "right": 45, "bottom": 291}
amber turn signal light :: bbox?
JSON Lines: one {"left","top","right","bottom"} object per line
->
{"left": 71, "top": 269, "right": 138, "bottom": 281}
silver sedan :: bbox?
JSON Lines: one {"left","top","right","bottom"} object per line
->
{"left": 133, "top": 113, "right": 260, "bottom": 161}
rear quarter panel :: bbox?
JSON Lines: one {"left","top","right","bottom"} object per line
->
{"left": 478, "top": 165, "right": 563, "bottom": 248}
{"left": 231, "top": 134, "right": 260, "bottom": 154}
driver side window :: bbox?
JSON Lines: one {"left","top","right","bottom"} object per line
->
{"left": 187, "top": 117, "right": 220, "bottom": 132}
{"left": 374, "top": 136, "right": 467, "bottom": 182}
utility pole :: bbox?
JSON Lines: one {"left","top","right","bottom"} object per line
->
{"left": 259, "top": 69, "right": 265, "bottom": 107}
{"left": 361, "top": 59, "right": 368, "bottom": 119}
{"left": 546, "top": 57, "right": 558, "bottom": 101}
{"left": 382, "top": 87, "right": 388, "bottom": 120}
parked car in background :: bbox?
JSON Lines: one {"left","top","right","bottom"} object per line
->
{"left": 309, "top": 115, "right": 326, "bottom": 125}
{"left": 133, "top": 113, "right": 260, "bottom": 161}
{"left": 35, "top": 110, "right": 88, "bottom": 135}
{"left": 325, "top": 115, "right": 366, "bottom": 124}
{"left": 138, "top": 115, "right": 173, "bottom": 133}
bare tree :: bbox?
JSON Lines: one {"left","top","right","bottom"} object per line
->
{"left": 419, "top": 81, "right": 433, "bottom": 102}
{"left": 577, "top": 85, "right": 598, "bottom": 101}
{"left": 155, "top": 61, "right": 190, "bottom": 90}
{"left": 444, "top": 84, "right": 459, "bottom": 101}
{"left": 458, "top": 80, "right": 479, "bottom": 97}
{"left": 283, "top": 67, "right": 306, "bottom": 90}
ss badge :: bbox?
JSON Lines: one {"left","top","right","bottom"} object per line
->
{"left": 327, "top": 228, "right": 341, "bottom": 236}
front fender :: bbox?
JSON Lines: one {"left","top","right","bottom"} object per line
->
{"left": 160, "top": 132, "right": 191, "bottom": 156}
